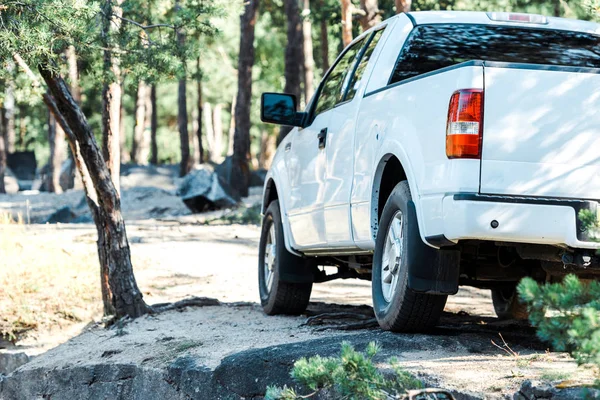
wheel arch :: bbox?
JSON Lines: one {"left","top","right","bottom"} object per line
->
{"left": 262, "top": 178, "right": 279, "bottom": 214}
{"left": 370, "top": 152, "right": 429, "bottom": 246}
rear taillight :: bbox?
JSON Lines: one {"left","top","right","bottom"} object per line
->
{"left": 446, "top": 89, "right": 483, "bottom": 159}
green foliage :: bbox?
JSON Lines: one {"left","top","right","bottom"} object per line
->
{"left": 518, "top": 275, "right": 600, "bottom": 374}
{"left": 266, "top": 342, "right": 423, "bottom": 400}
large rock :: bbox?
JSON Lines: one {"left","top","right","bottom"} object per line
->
{"left": 176, "top": 167, "right": 239, "bottom": 213}
{"left": 7, "top": 151, "right": 36, "bottom": 191}
{"left": 0, "top": 352, "right": 29, "bottom": 375}
{"left": 120, "top": 164, "right": 178, "bottom": 191}
{"left": 249, "top": 169, "right": 267, "bottom": 188}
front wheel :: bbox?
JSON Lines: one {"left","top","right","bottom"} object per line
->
{"left": 372, "top": 181, "right": 447, "bottom": 332}
{"left": 258, "top": 200, "right": 312, "bottom": 315}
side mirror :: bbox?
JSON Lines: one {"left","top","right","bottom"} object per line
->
{"left": 261, "top": 93, "right": 305, "bottom": 127}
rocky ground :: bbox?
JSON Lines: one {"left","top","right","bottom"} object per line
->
{"left": 0, "top": 166, "right": 597, "bottom": 399}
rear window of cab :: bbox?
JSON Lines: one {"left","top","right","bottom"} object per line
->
{"left": 390, "top": 24, "right": 600, "bottom": 84}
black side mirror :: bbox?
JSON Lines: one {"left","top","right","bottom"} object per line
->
{"left": 261, "top": 93, "right": 306, "bottom": 127}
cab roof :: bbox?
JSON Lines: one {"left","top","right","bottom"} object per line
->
{"left": 404, "top": 11, "right": 600, "bottom": 35}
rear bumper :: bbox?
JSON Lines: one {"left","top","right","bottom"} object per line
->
{"left": 432, "top": 193, "right": 600, "bottom": 250}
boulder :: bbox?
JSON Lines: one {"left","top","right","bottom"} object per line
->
{"left": 120, "top": 164, "right": 178, "bottom": 191}
{"left": 176, "top": 167, "right": 239, "bottom": 213}
{"left": 249, "top": 169, "right": 267, "bottom": 188}
{"left": 59, "top": 158, "right": 83, "bottom": 191}
{"left": 45, "top": 206, "right": 78, "bottom": 224}
{"left": 0, "top": 352, "right": 30, "bottom": 375}
{"left": 7, "top": 151, "right": 37, "bottom": 181}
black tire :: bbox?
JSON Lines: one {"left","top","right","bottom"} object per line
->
{"left": 491, "top": 285, "right": 529, "bottom": 320}
{"left": 259, "top": 200, "right": 312, "bottom": 315}
{"left": 372, "top": 181, "right": 447, "bottom": 332}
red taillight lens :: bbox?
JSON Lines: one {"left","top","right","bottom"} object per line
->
{"left": 446, "top": 89, "right": 483, "bottom": 159}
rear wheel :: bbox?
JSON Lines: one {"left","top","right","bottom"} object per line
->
{"left": 258, "top": 200, "right": 312, "bottom": 315}
{"left": 491, "top": 285, "right": 529, "bottom": 320}
{"left": 372, "top": 181, "right": 447, "bottom": 332}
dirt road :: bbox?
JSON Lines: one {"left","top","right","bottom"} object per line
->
{"left": 1, "top": 220, "right": 594, "bottom": 399}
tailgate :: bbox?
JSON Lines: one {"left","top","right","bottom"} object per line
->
{"left": 481, "top": 64, "right": 600, "bottom": 200}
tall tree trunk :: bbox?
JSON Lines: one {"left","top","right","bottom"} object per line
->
{"left": 231, "top": 0, "right": 260, "bottom": 197}
{"left": 131, "top": 82, "right": 149, "bottom": 164}
{"left": 227, "top": 94, "right": 236, "bottom": 157}
{"left": 18, "top": 105, "right": 26, "bottom": 149}
{"left": 212, "top": 104, "right": 224, "bottom": 163}
{"left": 119, "top": 92, "right": 130, "bottom": 164}
{"left": 195, "top": 60, "right": 204, "bottom": 164}
{"left": 46, "top": 110, "right": 65, "bottom": 193}
{"left": 176, "top": 0, "right": 192, "bottom": 177}
{"left": 0, "top": 99, "right": 6, "bottom": 194}
{"left": 258, "top": 130, "right": 277, "bottom": 170}
{"left": 178, "top": 78, "right": 191, "bottom": 176}
{"left": 4, "top": 70, "right": 16, "bottom": 154}
{"left": 302, "top": 0, "right": 315, "bottom": 103}
{"left": 341, "top": 0, "right": 353, "bottom": 47}
{"left": 39, "top": 66, "right": 149, "bottom": 319}
{"left": 204, "top": 102, "right": 216, "bottom": 162}
{"left": 360, "top": 0, "right": 381, "bottom": 31}
{"left": 65, "top": 45, "right": 81, "bottom": 189}
{"left": 279, "top": 0, "right": 304, "bottom": 143}
{"left": 319, "top": 14, "right": 330, "bottom": 73}
{"left": 101, "top": 0, "right": 123, "bottom": 193}
{"left": 394, "top": 0, "right": 411, "bottom": 13}
{"left": 150, "top": 85, "right": 158, "bottom": 165}
{"left": 553, "top": 0, "right": 561, "bottom": 16}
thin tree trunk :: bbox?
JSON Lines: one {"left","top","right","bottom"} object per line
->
{"left": 227, "top": 94, "right": 236, "bottom": 157}
{"left": 131, "top": 82, "right": 149, "bottom": 164}
{"left": 18, "top": 105, "right": 26, "bottom": 149}
{"left": 394, "top": 0, "right": 411, "bottom": 13}
{"left": 46, "top": 110, "right": 65, "bottom": 193}
{"left": 196, "top": 59, "right": 204, "bottom": 164}
{"left": 119, "top": 94, "right": 130, "bottom": 164}
{"left": 0, "top": 100, "right": 6, "bottom": 194}
{"left": 279, "top": 0, "right": 304, "bottom": 143}
{"left": 4, "top": 71, "right": 16, "bottom": 154}
{"left": 341, "top": 0, "right": 353, "bottom": 47}
{"left": 65, "top": 46, "right": 81, "bottom": 189}
{"left": 176, "top": 0, "right": 192, "bottom": 177}
{"left": 258, "top": 130, "right": 277, "bottom": 170}
{"left": 360, "top": 0, "right": 381, "bottom": 31}
{"left": 39, "top": 65, "right": 149, "bottom": 319}
{"left": 204, "top": 102, "right": 215, "bottom": 161}
{"left": 553, "top": 0, "right": 561, "bottom": 16}
{"left": 231, "top": 0, "right": 260, "bottom": 197}
{"left": 101, "top": 0, "right": 123, "bottom": 193}
{"left": 213, "top": 104, "right": 224, "bottom": 163}
{"left": 150, "top": 85, "right": 158, "bottom": 165}
{"left": 320, "top": 16, "right": 330, "bottom": 72}
{"left": 303, "top": 0, "right": 315, "bottom": 103}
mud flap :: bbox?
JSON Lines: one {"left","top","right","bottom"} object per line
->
{"left": 279, "top": 259, "right": 316, "bottom": 283}
{"left": 406, "top": 201, "right": 460, "bottom": 295}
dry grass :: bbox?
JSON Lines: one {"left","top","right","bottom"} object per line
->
{"left": 0, "top": 218, "right": 102, "bottom": 341}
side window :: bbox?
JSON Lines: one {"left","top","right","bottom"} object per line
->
{"left": 315, "top": 38, "right": 365, "bottom": 116}
{"left": 346, "top": 28, "right": 386, "bottom": 101}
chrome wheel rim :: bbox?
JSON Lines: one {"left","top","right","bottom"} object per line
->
{"left": 381, "top": 210, "right": 404, "bottom": 302}
{"left": 264, "top": 223, "right": 276, "bottom": 292}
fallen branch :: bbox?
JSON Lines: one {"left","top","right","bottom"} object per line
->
{"left": 151, "top": 296, "right": 221, "bottom": 313}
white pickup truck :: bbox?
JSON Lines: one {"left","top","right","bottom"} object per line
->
{"left": 258, "top": 11, "right": 600, "bottom": 332}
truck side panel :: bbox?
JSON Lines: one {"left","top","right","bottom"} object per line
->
{"left": 351, "top": 65, "right": 484, "bottom": 250}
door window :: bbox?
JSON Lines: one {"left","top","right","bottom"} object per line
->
{"left": 314, "top": 38, "right": 366, "bottom": 116}
{"left": 346, "top": 28, "right": 386, "bottom": 101}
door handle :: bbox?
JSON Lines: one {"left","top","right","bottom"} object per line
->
{"left": 285, "top": 142, "right": 292, "bottom": 152}
{"left": 318, "top": 128, "right": 328, "bottom": 150}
